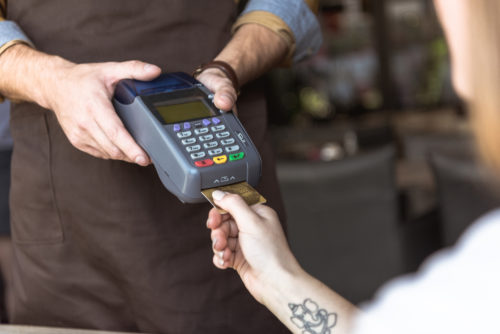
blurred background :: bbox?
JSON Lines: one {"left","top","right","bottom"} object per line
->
{"left": 266, "top": 0, "right": 500, "bottom": 304}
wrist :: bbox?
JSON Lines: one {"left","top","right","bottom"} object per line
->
{"left": 38, "top": 55, "right": 74, "bottom": 110}
{"left": 0, "top": 43, "right": 74, "bottom": 108}
{"left": 261, "top": 260, "right": 306, "bottom": 309}
{"left": 213, "top": 23, "right": 287, "bottom": 86}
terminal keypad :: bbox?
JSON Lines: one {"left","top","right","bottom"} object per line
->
{"left": 173, "top": 117, "right": 245, "bottom": 167}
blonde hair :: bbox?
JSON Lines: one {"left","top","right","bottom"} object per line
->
{"left": 467, "top": 1, "right": 500, "bottom": 171}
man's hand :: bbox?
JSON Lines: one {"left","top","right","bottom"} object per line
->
{"left": 0, "top": 44, "right": 161, "bottom": 165}
{"left": 195, "top": 68, "right": 238, "bottom": 112}
{"left": 45, "top": 60, "right": 161, "bottom": 165}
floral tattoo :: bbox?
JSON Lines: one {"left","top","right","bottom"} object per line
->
{"left": 289, "top": 298, "right": 337, "bottom": 334}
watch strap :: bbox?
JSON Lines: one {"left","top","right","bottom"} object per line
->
{"left": 193, "top": 60, "right": 240, "bottom": 95}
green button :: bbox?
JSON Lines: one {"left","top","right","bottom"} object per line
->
{"left": 229, "top": 152, "right": 245, "bottom": 161}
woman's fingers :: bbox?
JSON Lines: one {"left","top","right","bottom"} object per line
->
{"left": 212, "top": 191, "right": 262, "bottom": 234}
{"left": 211, "top": 221, "right": 239, "bottom": 251}
{"left": 212, "top": 249, "right": 234, "bottom": 269}
{"left": 207, "top": 208, "right": 231, "bottom": 229}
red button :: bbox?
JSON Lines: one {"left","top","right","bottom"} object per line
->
{"left": 195, "top": 159, "right": 214, "bottom": 167}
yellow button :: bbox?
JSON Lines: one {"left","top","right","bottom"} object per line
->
{"left": 213, "top": 155, "right": 227, "bottom": 164}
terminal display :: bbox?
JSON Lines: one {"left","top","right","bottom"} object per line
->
{"left": 155, "top": 100, "right": 212, "bottom": 124}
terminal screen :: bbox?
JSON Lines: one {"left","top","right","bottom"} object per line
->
{"left": 155, "top": 100, "right": 212, "bottom": 124}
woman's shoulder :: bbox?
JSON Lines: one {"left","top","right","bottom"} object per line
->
{"left": 352, "top": 208, "right": 500, "bottom": 334}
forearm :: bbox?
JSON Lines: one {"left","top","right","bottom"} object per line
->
{"left": 0, "top": 44, "right": 71, "bottom": 108}
{"left": 265, "top": 267, "right": 359, "bottom": 334}
{"left": 214, "top": 23, "right": 288, "bottom": 87}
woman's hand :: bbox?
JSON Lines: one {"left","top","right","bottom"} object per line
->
{"left": 206, "top": 190, "right": 302, "bottom": 305}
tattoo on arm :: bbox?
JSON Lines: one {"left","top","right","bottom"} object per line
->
{"left": 289, "top": 298, "right": 337, "bottom": 334}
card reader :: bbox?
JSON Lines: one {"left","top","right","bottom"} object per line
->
{"left": 112, "top": 72, "right": 262, "bottom": 203}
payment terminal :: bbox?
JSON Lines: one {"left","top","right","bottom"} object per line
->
{"left": 112, "top": 72, "right": 262, "bottom": 203}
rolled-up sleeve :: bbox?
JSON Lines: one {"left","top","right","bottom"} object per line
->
{"left": 234, "top": 0, "right": 323, "bottom": 64}
{"left": 0, "top": 0, "right": 35, "bottom": 102}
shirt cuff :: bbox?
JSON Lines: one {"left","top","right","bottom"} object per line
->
{"left": 0, "top": 20, "right": 35, "bottom": 102}
{"left": 232, "top": 11, "right": 295, "bottom": 66}
{"left": 237, "top": 0, "right": 323, "bottom": 63}
{"left": 0, "top": 20, "right": 34, "bottom": 54}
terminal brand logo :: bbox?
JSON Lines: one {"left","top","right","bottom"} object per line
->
{"left": 213, "top": 176, "right": 236, "bottom": 184}
{"left": 236, "top": 132, "right": 247, "bottom": 144}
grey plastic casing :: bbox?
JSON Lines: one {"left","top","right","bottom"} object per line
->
{"left": 112, "top": 76, "right": 262, "bottom": 203}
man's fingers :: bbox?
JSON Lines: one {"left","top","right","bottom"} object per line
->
{"left": 64, "top": 122, "right": 110, "bottom": 159}
{"left": 87, "top": 119, "right": 125, "bottom": 161}
{"left": 98, "top": 100, "right": 151, "bottom": 165}
{"left": 108, "top": 60, "right": 161, "bottom": 84}
{"left": 80, "top": 144, "right": 108, "bottom": 160}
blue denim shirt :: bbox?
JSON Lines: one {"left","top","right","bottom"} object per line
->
{"left": 243, "top": 0, "right": 323, "bottom": 63}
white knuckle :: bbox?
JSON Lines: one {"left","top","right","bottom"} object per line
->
{"left": 67, "top": 133, "right": 81, "bottom": 146}
{"left": 128, "top": 60, "right": 142, "bottom": 69}
{"left": 106, "top": 127, "right": 120, "bottom": 142}
{"left": 109, "top": 149, "right": 122, "bottom": 160}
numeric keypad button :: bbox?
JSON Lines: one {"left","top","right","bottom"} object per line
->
{"left": 203, "top": 141, "right": 218, "bottom": 149}
{"left": 186, "top": 145, "right": 201, "bottom": 153}
{"left": 190, "top": 152, "right": 206, "bottom": 160}
{"left": 208, "top": 148, "right": 223, "bottom": 156}
{"left": 195, "top": 128, "right": 209, "bottom": 135}
{"left": 181, "top": 138, "right": 196, "bottom": 145}
{"left": 216, "top": 131, "right": 230, "bottom": 139}
{"left": 211, "top": 125, "right": 226, "bottom": 132}
{"left": 225, "top": 145, "right": 240, "bottom": 153}
{"left": 199, "top": 134, "right": 214, "bottom": 142}
{"left": 177, "top": 131, "right": 192, "bottom": 138}
{"left": 221, "top": 138, "right": 235, "bottom": 146}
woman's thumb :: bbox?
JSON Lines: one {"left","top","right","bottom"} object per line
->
{"left": 213, "top": 191, "right": 260, "bottom": 231}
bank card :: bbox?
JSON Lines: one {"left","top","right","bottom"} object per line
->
{"left": 201, "top": 181, "right": 267, "bottom": 214}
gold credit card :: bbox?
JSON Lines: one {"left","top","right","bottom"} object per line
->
{"left": 201, "top": 181, "right": 267, "bottom": 214}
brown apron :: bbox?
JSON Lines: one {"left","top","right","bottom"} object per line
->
{"left": 6, "top": 1, "right": 287, "bottom": 333}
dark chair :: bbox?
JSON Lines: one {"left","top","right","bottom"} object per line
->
{"left": 277, "top": 145, "right": 404, "bottom": 303}
{"left": 430, "top": 150, "right": 500, "bottom": 246}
